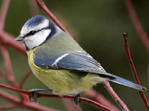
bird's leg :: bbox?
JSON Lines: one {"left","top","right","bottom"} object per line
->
{"left": 74, "top": 93, "right": 81, "bottom": 105}
{"left": 29, "top": 88, "right": 52, "bottom": 102}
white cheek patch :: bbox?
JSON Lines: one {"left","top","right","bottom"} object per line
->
{"left": 24, "top": 29, "right": 51, "bottom": 49}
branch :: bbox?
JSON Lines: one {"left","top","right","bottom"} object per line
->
{"left": 0, "top": 0, "right": 10, "bottom": 30}
{"left": 125, "top": 0, "right": 149, "bottom": 56}
{"left": 19, "top": 70, "right": 32, "bottom": 89}
{"left": 39, "top": 95, "right": 111, "bottom": 111}
{"left": 103, "top": 81, "right": 129, "bottom": 111}
{"left": 30, "top": 0, "right": 40, "bottom": 16}
{"left": 0, "top": 31, "right": 26, "bottom": 55}
{"left": 0, "top": 68, "right": 9, "bottom": 81}
{"left": 0, "top": 90, "right": 57, "bottom": 111}
{"left": 62, "top": 98, "right": 82, "bottom": 111}
{"left": 0, "top": 105, "right": 17, "bottom": 110}
{"left": 83, "top": 90, "right": 119, "bottom": 111}
{"left": 0, "top": 46, "right": 17, "bottom": 87}
{"left": 122, "top": 32, "right": 149, "bottom": 110}
{"left": 0, "top": 68, "right": 19, "bottom": 86}
{"left": 0, "top": 83, "right": 112, "bottom": 111}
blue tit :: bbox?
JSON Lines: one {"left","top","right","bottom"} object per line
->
{"left": 16, "top": 15, "right": 146, "bottom": 96}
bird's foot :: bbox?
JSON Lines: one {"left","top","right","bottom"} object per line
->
{"left": 29, "top": 88, "right": 52, "bottom": 102}
{"left": 74, "top": 94, "right": 81, "bottom": 105}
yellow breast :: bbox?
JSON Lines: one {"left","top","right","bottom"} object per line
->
{"left": 26, "top": 49, "right": 104, "bottom": 95}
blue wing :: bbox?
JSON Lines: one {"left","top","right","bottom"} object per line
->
{"left": 34, "top": 51, "right": 106, "bottom": 74}
{"left": 56, "top": 52, "right": 106, "bottom": 73}
{"left": 34, "top": 51, "right": 146, "bottom": 91}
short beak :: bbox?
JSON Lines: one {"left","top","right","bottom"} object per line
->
{"left": 15, "top": 35, "right": 24, "bottom": 41}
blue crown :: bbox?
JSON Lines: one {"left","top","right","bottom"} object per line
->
{"left": 24, "top": 15, "right": 46, "bottom": 27}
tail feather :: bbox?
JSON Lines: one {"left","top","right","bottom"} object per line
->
{"left": 109, "top": 75, "right": 146, "bottom": 91}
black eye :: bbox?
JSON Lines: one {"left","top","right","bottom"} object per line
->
{"left": 25, "top": 30, "right": 37, "bottom": 37}
{"left": 29, "top": 30, "right": 37, "bottom": 35}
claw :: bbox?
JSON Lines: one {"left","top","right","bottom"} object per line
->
{"left": 74, "top": 94, "right": 81, "bottom": 105}
{"left": 28, "top": 88, "right": 52, "bottom": 102}
{"left": 29, "top": 91, "right": 39, "bottom": 102}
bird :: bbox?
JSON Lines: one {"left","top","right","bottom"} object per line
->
{"left": 16, "top": 15, "right": 146, "bottom": 102}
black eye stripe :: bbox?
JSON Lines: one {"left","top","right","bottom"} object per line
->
{"left": 24, "top": 27, "right": 50, "bottom": 37}
{"left": 25, "top": 30, "right": 39, "bottom": 37}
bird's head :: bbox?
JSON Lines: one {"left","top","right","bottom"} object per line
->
{"left": 16, "top": 15, "right": 61, "bottom": 50}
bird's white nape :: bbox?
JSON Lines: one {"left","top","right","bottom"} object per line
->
{"left": 24, "top": 29, "right": 51, "bottom": 50}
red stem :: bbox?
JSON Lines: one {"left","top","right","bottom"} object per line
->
{"left": 30, "top": 0, "right": 40, "bottom": 16}
{"left": 0, "top": 105, "right": 17, "bottom": 110}
{"left": 0, "top": 0, "right": 10, "bottom": 30}
{"left": 0, "top": 90, "right": 57, "bottom": 111}
{"left": 39, "top": 95, "right": 111, "bottom": 111}
{"left": 0, "top": 83, "right": 112, "bottom": 111}
{"left": 0, "top": 68, "right": 9, "bottom": 81}
{"left": 103, "top": 81, "right": 129, "bottom": 111}
{"left": 19, "top": 70, "right": 32, "bottom": 89}
{"left": 0, "top": 46, "right": 17, "bottom": 87}
{"left": 125, "top": 0, "right": 149, "bottom": 56}
{"left": 122, "top": 32, "right": 149, "bottom": 110}
{"left": 0, "top": 45, "right": 29, "bottom": 100}
{"left": 0, "top": 68, "right": 20, "bottom": 87}
{"left": 0, "top": 31, "right": 26, "bottom": 55}
{"left": 83, "top": 89, "right": 119, "bottom": 111}
{"left": 62, "top": 98, "right": 82, "bottom": 111}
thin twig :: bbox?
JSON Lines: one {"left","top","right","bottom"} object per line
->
{"left": 125, "top": 0, "right": 149, "bottom": 56}
{"left": 62, "top": 98, "right": 76, "bottom": 111}
{"left": 0, "top": 68, "right": 18, "bottom": 86}
{"left": 1, "top": 31, "right": 26, "bottom": 55}
{"left": 0, "top": 0, "right": 10, "bottom": 30}
{"left": 83, "top": 89, "right": 119, "bottom": 111}
{"left": 122, "top": 32, "right": 149, "bottom": 110}
{"left": 0, "top": 90, "right": 57, "bottom": 111}
{"left": 62, "top": 98, "right": 82, "bottom": 111}
{"left": 19, "top": 70, "right": 32, "bottom": 89}
{"left": 0, "top": 68, "right": 8, "bottom": 80}
{"left": 0, "top": 46, "right": 18, "bottom": 87}
{"left": 0, "top": 45, "right": 29, "bottom": 101}
{"left": 103, "top": 81, "right": 129, "bottom": 111}
{"left": 0, "top": 105, "right": 18, "bottom": 110}
{"left": 30, "top": 0, "right": 40, "bottom": 16}
{"left": 0, "top": 83, "right": 112, "bottom": 111}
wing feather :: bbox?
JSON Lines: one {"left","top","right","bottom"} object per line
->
{"left": 34, "top": 51, "right": 106, "bottom": 74}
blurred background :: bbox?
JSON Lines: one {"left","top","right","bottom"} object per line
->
{"left": 0, "top": 0, "right": 148, "bottom": 111}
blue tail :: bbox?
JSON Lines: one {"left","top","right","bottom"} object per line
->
{"left": 109, "top": 75, "right": 146, "bottom": 91}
